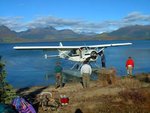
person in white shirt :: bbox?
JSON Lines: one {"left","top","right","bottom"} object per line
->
{"left": 80, "top": 60, "right": 92, "bottom": 88}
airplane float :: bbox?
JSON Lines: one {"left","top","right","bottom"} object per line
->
{"left": 13, "top": 42, "right": 132, "bottom": 70}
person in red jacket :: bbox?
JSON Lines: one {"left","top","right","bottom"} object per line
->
{"left": 126, "top": 56, "right": 134, "bottom": 76}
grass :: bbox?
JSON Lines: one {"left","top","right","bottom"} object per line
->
{"left": 16, "top": 73, "right": 150, "bottom": 113}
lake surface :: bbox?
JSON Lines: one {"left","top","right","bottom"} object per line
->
{"left": 0, "top": 40, "right": 150, "bottom": 88}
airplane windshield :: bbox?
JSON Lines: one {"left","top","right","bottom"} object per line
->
{"left": 68, "top": 47, "right": 89, "bottom": 58}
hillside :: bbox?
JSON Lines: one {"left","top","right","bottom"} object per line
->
{"left": 0, "top": 25, "right": 21, "bottom": 42}
{"left": 17, "top": 73, "right": 150, "bottom": 113}
{"left": 0, "top": 25, "right": 87, "bottom": 43}
{"left": 18, "top": 27, "right": 84, "bottom": 40}
{"left": 0, "top": 25, "right": 150, "bottom": 43}
{"left": 95, "top": 25, "right": 150, "bottom": 40}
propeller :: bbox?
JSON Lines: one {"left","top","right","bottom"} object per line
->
{"left": 86, "top": 48, "right": 105, "bottom": 61}
{"left": 85, "top": 50, "right": 98, "bottom": 61}
{"left": 90, "top": 51, "right": 98, "bottom": 59}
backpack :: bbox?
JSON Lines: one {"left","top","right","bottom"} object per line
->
{"left": 12, "top": 97, "right": 36, "bottom": 113}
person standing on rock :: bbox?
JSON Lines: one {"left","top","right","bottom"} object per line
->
{"left": 126, "top": 56, "right": 134, "bottom": 76}
{"left": 54, "top": 62, "right": 63, "bottom": 88}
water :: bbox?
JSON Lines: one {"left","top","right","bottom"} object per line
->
{"left": 0, "top": 40, "right": 150, "bottom": 88}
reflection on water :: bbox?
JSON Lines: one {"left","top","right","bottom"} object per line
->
{"left": 0, "top": 40, "right": 150, "bottom": 88}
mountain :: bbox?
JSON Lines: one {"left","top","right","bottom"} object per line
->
{"left": 18, "top": 26, "right": 83, "bottom": 40}
{"left": 109, "top": 25, "right": 150, "bottom": 39}
{"left": 0, "top": 25, "right": 150, "bottom": 43}
{"left": 0, "top": 25, "right": 17, "bottom": 42}
{"left": 0, "top": 25, "right": 86, "bottom": 42}
{"left": 18, "top": 26, "right": 57, "bottom": 39}
{"left": 95, "top": 25, "right": 150, "bottom": 40}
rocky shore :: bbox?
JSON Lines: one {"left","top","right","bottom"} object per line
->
{"left": 16, "top": 73, "right": 150, "bottom": 113}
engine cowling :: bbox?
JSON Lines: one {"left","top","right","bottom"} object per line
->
{"left": 90, "top": 51, "right": 98, "bottom": 60}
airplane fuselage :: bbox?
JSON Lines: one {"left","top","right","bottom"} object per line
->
{"left": 59, "top": 48, "right": 98, "bottom": 62}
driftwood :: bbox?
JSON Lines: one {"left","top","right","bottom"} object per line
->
{"left": 97, "top": 68, "right": 116, "bottom": 86}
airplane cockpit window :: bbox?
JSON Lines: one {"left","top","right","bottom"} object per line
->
{"left": 68, "top": 47, "right": 90, "bottom": 57}
{"left": 80, "top": 47, "right": 89, "bottom": 54}
{"left": 72, "top": 49, "right": 76, "bottom": 54}
{"left": 68, "top": 49, "right": 77, "bottom": 56}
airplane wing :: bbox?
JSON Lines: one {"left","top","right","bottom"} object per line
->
{"left": 13, "top": 42, "right": 132, "bottom": 50}
{"left": 88, "top": 42, "right": 132, "bottom": 48}
{"left": 13, "top": 45, "right": 82, "bottom": 50}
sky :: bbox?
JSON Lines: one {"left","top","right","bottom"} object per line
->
{"left": 0, "top": 0, "right": 150, "bottom": 33}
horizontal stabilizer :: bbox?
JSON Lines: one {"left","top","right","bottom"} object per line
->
{"left": 44, "top": 54, "right": 59, "bottom": 59}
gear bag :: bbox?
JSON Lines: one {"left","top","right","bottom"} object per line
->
{"left": 12, "top": 96, "right": 36, "bottom": 113}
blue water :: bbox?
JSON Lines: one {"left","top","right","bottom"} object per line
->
{"left": 0, "top": 40, "right": 150, "bottom": 88}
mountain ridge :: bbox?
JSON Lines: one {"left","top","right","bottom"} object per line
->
{"left": 0, "top": 25, "right": 150, "bottom": 43}
{"left": 95, "top": 25, "right": 150, "bottom": 40}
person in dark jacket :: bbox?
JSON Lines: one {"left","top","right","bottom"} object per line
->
{"left": 54, "top": 62, "right": 63, "bottom": 88}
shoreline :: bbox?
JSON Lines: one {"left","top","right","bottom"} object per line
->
{"left": 15, "top": 73, "right": 150, "bottom": 113}
{"left": 14, "top": 72, "right": 150, "bottom": 90}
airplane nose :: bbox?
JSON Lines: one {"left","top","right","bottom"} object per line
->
{"left": 90, "top": 51, "right": 98, "bottom": 60}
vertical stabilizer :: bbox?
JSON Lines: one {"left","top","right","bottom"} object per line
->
{"left": 59, "top": 42, "right": 63, "bottom": 47}
{"left": 58, "top": 42, "right": 69, "bottom": 58}
{"left": 59, "top": 42, "right": 64, "bottom": 57}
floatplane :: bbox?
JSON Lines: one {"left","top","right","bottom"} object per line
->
{"left": 13, "top": 42, "right": 132, "bottom": 77}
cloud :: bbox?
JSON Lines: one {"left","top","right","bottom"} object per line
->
{"left": 0, "top": 16, "right": 26, "bottom": 31}
{"left": 0, "top": 12, "right": 150, "bottom": 33}
{"left": 123, "top": 12, "right": 150, "bottom": 22}
{"left": 27, "top": 16, "right": 84, "bottom": 29}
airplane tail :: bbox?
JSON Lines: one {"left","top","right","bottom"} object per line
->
{"left": 58, "top": 42, "right": 69, "bottom": 58}
{"left": 59, "top": 42, "right": 63, "bottom": 47}
{"left": 59, "top": 42, "right": 63, "bottom": 56}
{"left": 44, "top": 42, "right": 63, "bottom": 59}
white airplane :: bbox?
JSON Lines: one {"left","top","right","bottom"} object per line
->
{"left": 13, "top": 42, "right": 132, "bottom": 66}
